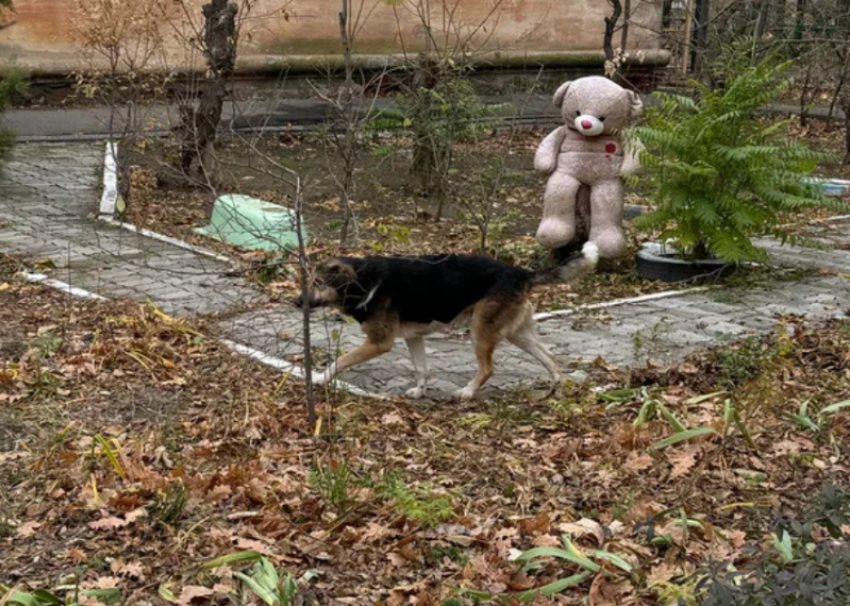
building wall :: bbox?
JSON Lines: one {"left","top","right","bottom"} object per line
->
{"left": 0, "top": 0, "right": 665, "bottom": 74}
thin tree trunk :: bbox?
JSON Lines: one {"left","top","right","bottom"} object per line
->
{"left": 620, "top": 0, "right": 631, "bottom": 55}
{"left": 800, "top": 64, "right": 812, "bottom": 128}
{"left": 180, "top": 0, "right": 237, "bottom": 179}
{"left": 793, "top": 0, "right": 805, "bottom": 56}
{"left": 682, "top": 0, "right": 694, "bottom": 74}
{"left": 844, "top": 98, "right": 850, "bottom": 165}
{"left": 692, "top": 0, "right": 710, "bottom": 75}
{"left": 294, "top": 178, "right": 316, "bottom": 426}
{"left": 338, "top": 0, "right": 357, "bottom": 245}
{"left": 661, "top": 0, "right": 672, "bottom": 30}
{"left": 828, "top": 71, "right": 847, "bottom": 123}
{"left": 603, "top": 0, "right": 623, "bottom": 74}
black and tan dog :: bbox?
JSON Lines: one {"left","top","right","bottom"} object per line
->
{"left": 295, "top": 242, "right": 598, "bottom": 399}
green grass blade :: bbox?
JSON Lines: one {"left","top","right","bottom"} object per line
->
{"left": 202, "top": 551, "right": 264, "bottom": 569}
{"left": 656, "top": 403, "right": 688, "bottom": 433}
{"left": 819, "top": 399, "right": 850, "bottom": 419}
{"left": 7, "top": 593, "right": 41, "bottom": 606}
{"left": 516, "top": 546, "right": 600, "bottom": 573}
{"left": 651, "top": 427, "right": 718, "bottom": 450}
{"left": 233, "top": 572, "right": 279, "bottom": 606}
{"left": 93, "top": 434, "right": 126, "bottom": 480}
{"left": 31, "top": 591, "right": 63, "bottom": 606}
{"left": 599, "top": 388, "right": 642, "bottom": 403}
{"left": 686, "top": 391, "right": 727, "bottom": 405}
{"left": 586, "top": 549, "right": 633, "bottom": 573}
{"left": 512, "top": 571, "right": 594, "bottom": 603}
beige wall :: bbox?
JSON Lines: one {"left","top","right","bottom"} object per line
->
{"left": 0, "top": 0, "right": 664, "bottom": 73}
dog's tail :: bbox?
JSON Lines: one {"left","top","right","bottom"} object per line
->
{"left": 530, "top": 241, "right": 599, "bottom": 286}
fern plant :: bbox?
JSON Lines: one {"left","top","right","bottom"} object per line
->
{"left": 629, "top": 55, "right": 842, "bottom": 263}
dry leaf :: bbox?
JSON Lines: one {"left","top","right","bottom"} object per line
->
{"left": 667, "top": 446, "right": 700, "bottom": 479}
{"left": 518, "top": 513, "right": 549, "bottom": 536}
{"left": 646, "top": 562, "right": 682, "bottom": 587}
{"left": 727, "top": 529, "right": 747, "bottom": 549}
{"left": 381, "top": 412, "right": 405, "bottom": 425}
{"left": 623, "top": 452, "right": 653, "bottom": 472}
{"left": 212, "top": 583, "right": 233, "bottom": 595}
{"left": 125, "top": 507, "right": 147, "bottom": 524}
{"left": 387, "top": 580, "right": 427, "bottom": 606}
{"left": 770, "top": 438, "right": 812, "bottom": 456}
{"left": 16, "top": 521, "right": 43, "bottom": 538}
{"left": 67, "top": 548, "right": 89, "bottom": 564}
{"left": 89, "top": 516, "right": 129, "bottom": 531}
{"left": 361, "top": 522, "right": 395, "bottom": 543}
{"left": 531, "top": 534, "right": 561, "bottom": 547}
{"left": 492, "top": 527, "right": 519, "bottom": 559}
{"left": 177, "top": 586, "right": 214, "bottom": 606}
{"left": 234, "top": 537, "right": 272, "bottom": 555}
{"left": 113, "top": 561, "right": 145, "bottom": 579}
{"left": 589, "top": 575, "right": 633, "bottom": 606}
{"left": 558, "top": 518, "right": 605, "bottom": 545}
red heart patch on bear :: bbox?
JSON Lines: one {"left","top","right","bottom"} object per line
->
{"left": 605, "top": 143, "right": 617, "bottom": 154}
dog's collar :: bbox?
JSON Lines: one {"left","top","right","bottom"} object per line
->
{"left": 355, "top": 281, "right": 382, "bottom": 310}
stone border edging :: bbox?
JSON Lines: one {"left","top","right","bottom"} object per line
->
{"left": 99, "top": 142, "right": 118, "bottom": 216}
{"left": 20, "top": 270, "right": 382, "bottom": 400}
{"left": 22, "top": 271, "right": 108, "bottom": 300}
{"left": 96, "top": 141, "right": 234, "bottom": 265}
{"left": 220, "top": 339, "right": 387, "bottom": 400}
{"left": 533, "top": 286, "right": 712, "bottom": 322}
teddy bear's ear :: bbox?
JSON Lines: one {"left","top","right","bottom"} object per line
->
{"left": 552, "top": 81, "right": 572, "bottom": 108}
{"left": 627, "top": 90, "right": 644, "bottom": 118}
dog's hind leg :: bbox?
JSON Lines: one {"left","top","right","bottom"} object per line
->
{"left": 455, "top": 335, "right": 496, "bottom": 401}
{"left": 455, "top": 301, "right": 506, "bottom": 400}
{"left": 404, "top": 337, "right": 428, "bottom": 399}
{"left": 508, "top": 318, "right": 562, "bottom": 384}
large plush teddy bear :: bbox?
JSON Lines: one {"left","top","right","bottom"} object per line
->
{"left": 534, "top": 76, "right": 643, "bottom": 259}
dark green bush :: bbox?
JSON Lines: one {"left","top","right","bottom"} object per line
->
{"left": 630, "top": 53, "right": 843, "bottom": 263}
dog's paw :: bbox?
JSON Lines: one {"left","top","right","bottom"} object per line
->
{"left": 312, "top": 372, "right": 330, "bottom": 386}
{"left": 405, "top": 386, "right": 426, "bottom": 400}
{"left": 453, "top": 386, "right": 477, "bottom": 401}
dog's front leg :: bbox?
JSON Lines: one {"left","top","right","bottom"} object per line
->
{"left": 404, "top": 337, "right": 428, "bottom": 399}
{"left": 315, "top": 338, "right": 394, "bottom": 386}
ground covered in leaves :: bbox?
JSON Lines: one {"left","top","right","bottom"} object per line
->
{"left": 2, "top": 252, "right": 850, "bottom": 606}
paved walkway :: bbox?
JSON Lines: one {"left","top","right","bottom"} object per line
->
{"left": 0, "top": 142, "right": 257, "bottom": 315}
{"left": 2, "top": 141, "right": 849, "bottom": 398}
{"left": 217, "top": 273, "right": 850, "bottom": 397}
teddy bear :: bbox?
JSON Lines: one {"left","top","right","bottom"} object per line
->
{"left": 534, "top": 76, "right": 643, "bottom": 259}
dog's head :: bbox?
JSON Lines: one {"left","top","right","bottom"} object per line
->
{"left": 293, "top": 258, "right": 357, "bottom": 309}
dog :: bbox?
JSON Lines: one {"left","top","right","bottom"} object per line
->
{"left": 295, "top": 241, "right": 599, "bottom": 400}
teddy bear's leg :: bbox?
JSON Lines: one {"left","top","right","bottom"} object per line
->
{"left": 589, "top": 179, "right": 627, "bottom": 258}
{"left": 536, "top": 172, "right": 582, "bottom": 249}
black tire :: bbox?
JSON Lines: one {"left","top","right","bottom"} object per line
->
{"left": 636, "top": 246, "right": 736, "bottom": 283}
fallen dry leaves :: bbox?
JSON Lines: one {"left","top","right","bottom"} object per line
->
{"left": 1, "top": 255, "right": 850, "bottom": 605}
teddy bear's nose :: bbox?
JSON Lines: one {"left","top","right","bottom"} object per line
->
{"left": 581, "top": 120, "right": 593, "bottom": 130}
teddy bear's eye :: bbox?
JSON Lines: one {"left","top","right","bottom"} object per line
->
{"left": 576, "top": 110, "right": 581, "bottom": 116}
{"left": 599, "top": 116, "right": 606, "bottom": 121}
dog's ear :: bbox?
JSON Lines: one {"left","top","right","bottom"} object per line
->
{"left": 553, "top": 81, "right": 572, "bottom": 109}
{"left": 323, "top": 259, "right": 356, "bottom": 281}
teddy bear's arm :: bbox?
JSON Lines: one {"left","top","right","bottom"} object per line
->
{"left": 533, "top": 127, "right": 567, "bottom": 174}
{"left": 619, "top": 139, "right": 645, "bottom": 176}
